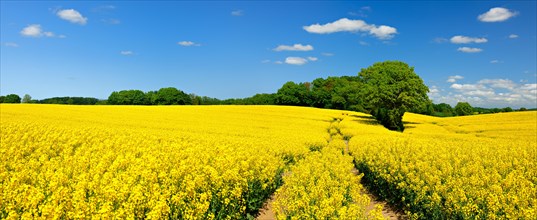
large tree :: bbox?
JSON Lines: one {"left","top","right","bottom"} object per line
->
{"left": 155, "top": 87, "right": 192, "bottom": 105}
{"left": 22, "top": 94, "right": 32, "bottom": 103}
{"left": 454, "top": 102, "right": 473, "bottom": 116}
{"left": 275, "top": 81, "right": 312, "bottom": 106}
{"left": 359, "top": 61, "right": 429, "bottom": 131}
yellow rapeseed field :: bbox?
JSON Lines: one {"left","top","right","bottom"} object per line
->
{"left": 0, "top": 104, "right": 381, "bottom": 219}
{"left": 2, "top": 104, "right": 535, "bottom": 219}
{"left": 345, "top": 111, "right": 537, "bottom": 219}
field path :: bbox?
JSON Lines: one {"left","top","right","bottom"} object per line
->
{"left": 256, "top": 196, "right": 275, "bottom": 220}
{"left": 256, "top": 118, "right": 403, "bottom": 220}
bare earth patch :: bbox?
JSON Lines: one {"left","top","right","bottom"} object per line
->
{"left": 255, "top": 195, "right": 276, "bottom": 220}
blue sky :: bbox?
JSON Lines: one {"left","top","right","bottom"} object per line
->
{"left": 1, "top": 1, "right": 536, "bottom": 108}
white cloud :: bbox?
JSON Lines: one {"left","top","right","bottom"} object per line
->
{"left": 120, "top": 51, "right": 134, "bottom": 55}
{"left": 509, "top": 34, "right": 518, "bottom": 39}
{"left": 307, "top": 57, "right": 318, "bottom": 61}
{"left": 490, "top": 60, "right": 500, "bottom": 64}
{"left": 231, "top": 10, "right": 243, "bottom": 16}
{"left": 447, "top": 75, "right": 464, "bottom": 83}
{"left": 457, "top": 47, "right": 483, "bottom": 53}
{"left": 285, "top": 57, "right": 308, "bottom": 65}
{"left": 478, "top": 79, "right": 517, "bottom": 90}
{"left": 303, "top": 18, "right": 397, "bottom": 39}
{"left": 478, "top": 7, "right": 517, "bottom": 22}
{"left": 4, "top": 42, "right": 19, "bottom": 47}
{"left": 20, "top": 24, "right": 59, "bottom": 38}
{"left": 450, "top": 35, "right": 488, "bottom": 44}
{"left": 57, "top": 9, "right": 88, "bottom": 25}
{"left": 273, "top": 44, "right": 313, "bottom": 51}
{"left": 44, "top": 32, "right": 55, "bottom": 37}
{"left": 369, "top": 25, "right": 397, "bottom": 39}
{"left": 443, "top": 79, "right": 537, "bottom": 108}
{"left": 21, "top": 24, "right": 43, "bottom": 37}
{"left": 428, "top": 86, "right": 440, "bottom": 97}
{"left": 321, "top": 52, "right": 334, "bottom": 56}
{"left": 178, "top": 41, "right": 200, "bottom": 46}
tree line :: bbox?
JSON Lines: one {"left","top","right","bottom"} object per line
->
{"left": 1, "top": 61, "right": 530, "bottom": 130}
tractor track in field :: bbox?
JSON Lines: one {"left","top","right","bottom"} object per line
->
{"left": 256, "top": 117, "right": 403, "bottom": 220}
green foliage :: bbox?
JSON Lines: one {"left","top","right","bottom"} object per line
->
{"left": 310, "top": 76, "right": 364, "bottom": 111}
{"left": 39, "top": 97, "right": 100, "bottom": 105}
{"left": 3, "top": 94, "right": 21, "bottom": 103}
{"left": 155, "top": 87, "right": 192, "bottom": 105}
{"left": 0, "top": 96, "right": 4, "bottom": 103}
{"left": 275, "top": 81, "right": 312, "bottom": 106}
{"left": 502, "top": 107, "right": 513, "bottom": 112}
{"left": 359, "top": 61, "right": 430, "bottom": 131}
{"left": 454, "top": 102, "right": 473, "bottom": 116}
{"left": 107, "top": 90, "right": 146, "bottom": 105}
{"left": 432, "top": 103, "right": 454, "bottom": 117}
{"left": 22, "top": 94, "right": 32, "bottom": 103}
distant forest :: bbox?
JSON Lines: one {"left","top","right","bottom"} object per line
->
{"left": 1, "top": 76, "right": 529, "bottom": 117}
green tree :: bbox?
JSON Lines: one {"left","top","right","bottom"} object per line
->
{"left": 0, "top": 96, "right": 5, "bottom": 103}
{"left": 433, "top": 103, "right": 454, "bottom": 117}
{"left": 275, "top": 82, "right": 312, "bottom": 106}
{"left": 502, "top": 107, "right": 513, "bottom": 112}
{"left": 454, "top": 102, "right": 473, "bottom": 116}
{"left": 144, "top": 91, "right": 157, "bottom": 105}
{"left": 22, "top": 94, "right": 32, "bottom": 103}
{"left": 107, "top": 90, "right": 146, "bottom": 105}
{"left": 358, "top": 61, "right": 429, "bottom": 131}
{"left": 3, "top": 94, "right": 21, "bottom": 103}
{"left": 155, "top": 87, "right": 192, "bottom": 105}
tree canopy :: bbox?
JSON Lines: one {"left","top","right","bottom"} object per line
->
{"left": 359, "top": 61, "right": 430, "bottom": 131}
{"left": 454, "top": 102, "right": 474, "bottom": 116}
{"left": 2, "top": 94, "right": 21, "bottom": 103}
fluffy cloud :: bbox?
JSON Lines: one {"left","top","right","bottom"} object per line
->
{"left": 178, "top": 41, "right": 200, "bottom": 46}
{"left": 509, "top": 34, "right": 519, "bottom": 39}
{"left": 478, "top": 79, "right": 517, "bottom": 90}
{"left": 303, "top": 18, "right": 397, "bottom": 39}
{"left": 440, "top": 79, "right": 537, "bottom": 108}
{"left": 478, "top": 7, "right": 517, "bottom": 22}
{"left": 231, "top": 10, "right": 243, "bottom": 16}
{"left": 447, "top": 75, "right": 464, "bottom": 83}
{"left": 450, "top": 35, "right": 488, "bottom": 44}
{"left": 457, "top": 47, "right": 482, "bottom": 53}
{"left": 57, "top": 9, "right": 88, "bottom": 25}
{"left": 20, "top": 24, "right": 57, "bottom": 38}
{"left": 273, "top": 44, "right": 313, "bottom": 51}
{"left": 120, "top": 51, "right": 134, "bottom": 55}
{"left": 307, "top": 57, "right": 318, "bottom": 61}
{"left": 285, "top": 57, "right": 308, "bottom": 65}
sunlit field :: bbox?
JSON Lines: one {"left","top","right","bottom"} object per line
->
{"left": 1, "top": 104, "right": 535, "bottom": 219}
{"left": 346, "top": 111, "right": 537, "bottom": 219}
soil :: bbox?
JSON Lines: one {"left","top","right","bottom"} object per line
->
{"left": 255, "top": 196, "right": 276, "bottom": 220}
